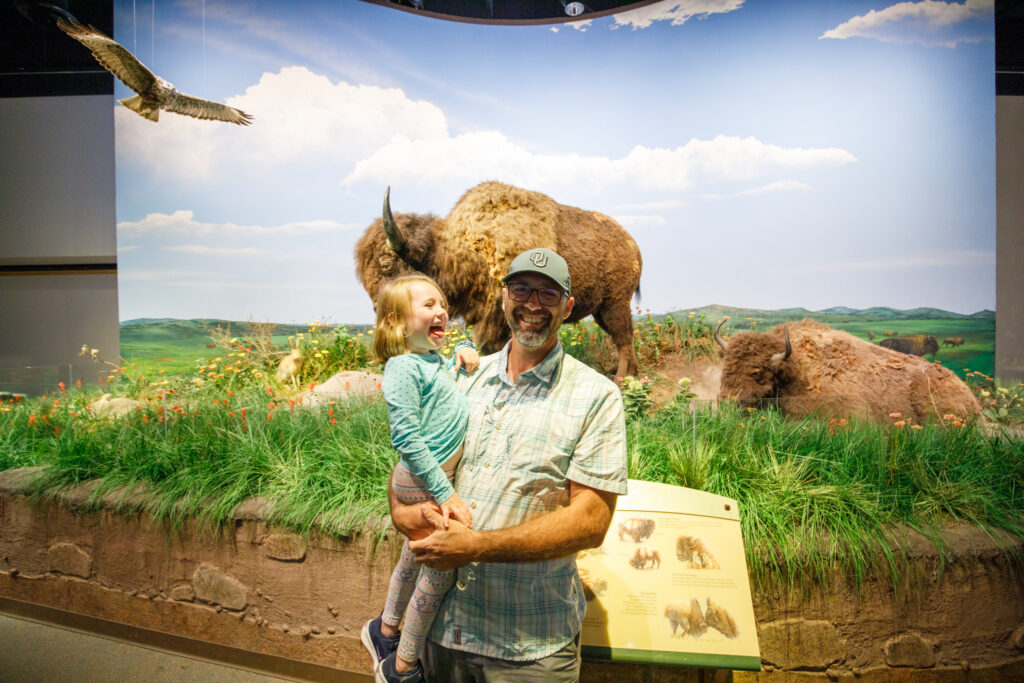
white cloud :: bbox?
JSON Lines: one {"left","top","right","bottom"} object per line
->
{"left": 611, "top": 0, "right": 745, "bottom": 30}
{"left": 794, "top": 250, "right": 995, "bottom": 273}
{"left": 738, "top": 180, "right": 811, "bottom": 195}
{"left": 342, "top": 133, "right": 855, "bottom": 194}
{"left": 820, "top": 0, "right": 993, "bottom": 48}
{"left": 117, "top": 245, "right": 138, "bottom": 253}
{"left": 550, "top": 26, "right": 560, "bottom": 33}
{"left": 118, "top": 210, "right": 353, "bottom": 236}
{"left": 568, "top": 20, "right": 592, "bottom": 31}
{"left": 116, "top": 66, "right": 448, "bottom": 178}
{"left": 163, "top": 245, "right": 268, "bottom": 256}
{"left": 613, "top": 214, "right": 668, "bottom": 229}
{"left": 612, "top": 199, "right": 690, "bottom": 211}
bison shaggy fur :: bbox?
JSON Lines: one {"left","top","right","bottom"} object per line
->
{"left": 355, "top": 181, "right": 642, "bottom": 380}
{"left": 717, "top": 319, "right": 980, "bottom": 423}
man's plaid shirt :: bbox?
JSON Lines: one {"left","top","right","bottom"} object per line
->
{"left": 427, "top": 341, "right": 628, "bottom": 661}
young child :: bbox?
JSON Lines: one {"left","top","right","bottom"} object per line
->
{"left": 361, "top": 273, "right": 478, "bottom": 683}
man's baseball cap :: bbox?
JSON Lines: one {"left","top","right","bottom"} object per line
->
{"left": 503, "top": 248, "right": 571, "bottom": 294}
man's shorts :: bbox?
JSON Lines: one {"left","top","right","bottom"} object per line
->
{"left": 422, "top": 634, "right": 581, "bottom": 682}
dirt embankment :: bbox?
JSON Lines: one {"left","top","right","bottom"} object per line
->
{"left": 3, "top": 467, "right": 1024, "bottom": 681}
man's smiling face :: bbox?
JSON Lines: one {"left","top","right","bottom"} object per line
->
{"left": 502, "top": 272, "right": 574, "bottom": 348}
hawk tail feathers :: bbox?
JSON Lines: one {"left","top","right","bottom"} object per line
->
{"left": 119, "top": 96, "right": 159, "bottom": 122}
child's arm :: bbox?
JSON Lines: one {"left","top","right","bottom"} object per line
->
{"left": 383, "top": 356, "right": 457, "bottom": 506}
{"left": 440, "top": 491, "right": 472, "bottom": 529}
{"left": 450, "top": 340, "right": 479, "bottom": 374}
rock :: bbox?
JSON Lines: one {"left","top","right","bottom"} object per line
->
{"left": 759, "top": 619, "right": 846, "bottom": 670}
{"left": 884, "top": 632, "right": 936, "bottom": 668}
{"left": 192, "top": 565, "right": 248, "bottom": 611}
{"left": 232, "top": 497, "right": 274, "bottom": 521}
{"left": 46, "top": 542, "right": 91, "bottom": 578}
{"left": 1011, "top": 625, "right": 1024, "bottom": 651}
{"left": 171, "top": 584, "right": 194, "bottom": 602}
{"left": 303, "top": 371, "right": 383, "bottom": 405}
{"left": 0, "top": 466, "right": 49, "bottom": 494}
{"left": 263, "top": 533, "right": 306, "bottom": 562}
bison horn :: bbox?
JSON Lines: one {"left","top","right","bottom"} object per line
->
{"left": 714, "top": 319, "right": 728, "bottom": 351}
{"left": 382, "top": 186, "right": 408, "bottom": 257}
{"left": 771, "top": 328, "right": 792, "bottom": 364}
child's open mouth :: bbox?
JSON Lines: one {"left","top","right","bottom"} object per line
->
{"left": 429, "top": 325, "right": 446, "bottom": 339}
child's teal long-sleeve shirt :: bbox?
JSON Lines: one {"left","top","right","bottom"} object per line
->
{"left": 382, "top": 349, "right": 469, "bottom": 504}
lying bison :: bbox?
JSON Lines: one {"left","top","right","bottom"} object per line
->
{"left": 880, "top": 334, "right": 939, "bottom": 357}
{"left": 715, "top": 319, "right": 980, "bottom": 423}
{"left": 355, "top": 182, "right": 643, "bottom": 380}
{"left": 618, "top": 518, "right": 655, "bottom": 543}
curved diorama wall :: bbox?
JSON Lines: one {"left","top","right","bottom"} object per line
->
{"left": 2, "top": 467, "right": 1023, "bottom": 681}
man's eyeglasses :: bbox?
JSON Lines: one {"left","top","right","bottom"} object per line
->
{"left": 506, "top": 282, "right": 565, "bottom": 306}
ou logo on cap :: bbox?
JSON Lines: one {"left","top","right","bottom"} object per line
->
{"left": 530, "top": 251, "right": 548, "bottom": 267}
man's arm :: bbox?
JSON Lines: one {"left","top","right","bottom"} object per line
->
{"left": 406, "top": 480, "right": 617, "bottom": 571}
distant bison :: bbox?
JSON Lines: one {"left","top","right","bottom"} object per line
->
{"left": 618, "top": 518, "right": 655, "bottom": 543}
{"left": 629, "top": 547, "right": 661, "bottom": 570}
{"left": 943, "top": 337, "right": 965, "bottom": 348}
{"left": 883, "top": 331, "right": 899, "bottom": 337}
{"left": 664, "top": 598, "right": 707, "bottom": 638}
{"left": 880, "top": 334, "right": 939, "bottom": 357}
{"left": 355, "top": 182, "right": 642, "bottom": 380}
{"left": 675, "top": 536, "right": 720, "bottom": 569}
{"left": 867, "top": 331, "right": 875, "bottom": 340}
{"left": 715, "top": 319, "right": 980, "bottom": 423}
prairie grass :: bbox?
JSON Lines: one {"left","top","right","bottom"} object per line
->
{"left": 3, "top": 383, "right": 1022, "bottom": 593}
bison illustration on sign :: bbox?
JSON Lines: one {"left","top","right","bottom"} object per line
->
{"left": 617, "top": 518, "right": 655, "bottom": 543}
{"left": 879, "top": 334, "right": 939, "bottom": 357}
{"left": 629, "top": 547, "right": 661, "bottom": 569}
{"left": 354, "top": 182, "right": 643, "bottom": 380}
{"left": 715, "top": 319, "right": 980, "bottom": 423}
{"left": 664, "top": 598, "right": 707, "bottom": 638}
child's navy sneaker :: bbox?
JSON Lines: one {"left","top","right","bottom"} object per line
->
{"left": 361, "top": 616, "right": 400, "bottom": 666}
{"left": 375, "top": 652, "right": 425, "bottom": 683}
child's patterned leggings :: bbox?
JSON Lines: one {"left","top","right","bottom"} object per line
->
{"left": 383, "top": 462, "right": 457, "bottom": 664}
{"left": 382, "top": 542, "right": 455, "bottom": 663}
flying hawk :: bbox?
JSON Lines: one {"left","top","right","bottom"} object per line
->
{"left": 57, "top": 17, "right": 253, "bottom": 126}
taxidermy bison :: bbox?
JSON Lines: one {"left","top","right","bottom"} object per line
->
{"left": 354, "top": 181, "right": 643, "bottom": 380}
{"left": 715, "top": 319, "right": 981, "bottom": 423}
{"left": 879, "top": 334, "right": 939, "bottom": 357}
{"left": 618, "top": 518, "right": 655, "bottom": 543}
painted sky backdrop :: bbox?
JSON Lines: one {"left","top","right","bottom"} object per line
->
{"left": 112, "top": 0, "right": 996, "bottom": 324}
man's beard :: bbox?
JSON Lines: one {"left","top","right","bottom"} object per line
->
{"left": 505, "top": 305, "right": 559, "bottom": 348}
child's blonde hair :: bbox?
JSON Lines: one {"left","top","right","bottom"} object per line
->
{"left": 373, "top": 274, "right": 448, "bottom": 364}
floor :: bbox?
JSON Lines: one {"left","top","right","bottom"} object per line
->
{"left": 0, "top": 613, "right": 347, "bottom": 683}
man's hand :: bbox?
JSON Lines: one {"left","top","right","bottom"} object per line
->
{"left": 408, "top": 508, "right": 480, "bottom": 570}
{"left": 388, "top": 468, "right": 445, "bottom": 541}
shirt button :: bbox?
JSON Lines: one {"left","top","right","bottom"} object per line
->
{"left": 471, "top": 502, "right": 477, "bottom": 509}
{"left": 495, "top": 424, "right": 501, "bottom": 430}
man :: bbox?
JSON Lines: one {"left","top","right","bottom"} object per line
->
{"left": 385, "top": 247, "right": 628, "bottom": 682}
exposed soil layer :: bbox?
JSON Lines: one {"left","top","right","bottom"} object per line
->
{"left": 2, "top": 467, "right": 1023, "bottom": 681}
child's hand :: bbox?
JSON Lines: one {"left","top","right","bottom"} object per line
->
{"left": 440, "top": 493, "right": 473, "bottom": 530}
{"left": 454, "top": 346, "right": 480, "bottom": 374}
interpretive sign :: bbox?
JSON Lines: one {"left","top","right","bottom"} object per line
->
{"left": 578, "top": 479, "right": 761, "bottom": 670}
